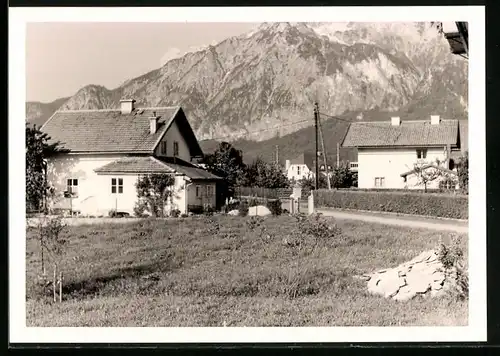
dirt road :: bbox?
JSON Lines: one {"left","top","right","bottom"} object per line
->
{"left": 316, "top": 208, "right": 468, "bottom": 234}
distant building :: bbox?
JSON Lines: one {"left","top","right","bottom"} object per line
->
{"left": 341, "top": 115, "right": 467, "bottom": 189}
{"left": 285, "top": 152, "right": 316, "bottom": 181}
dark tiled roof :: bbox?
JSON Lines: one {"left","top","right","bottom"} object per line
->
{"left": 41, "top": 106, "right": 204, "bottom": 157}
{"left": 154, "top": 157, "right": 222, "bottom": 180}
{"left": 41, "top": 107, "right": 178, "bottom": 153}
{"left": 95, "top": 156, "right": 222, "bottom": 180}
{"left": 95, "top": 156, "right": 175, "bottom": 174}
{"left": 342, "top": 120, "right": 460, "bottom": 148}
{"left": 290, "top": 152, "right": 316, "bottom": 169}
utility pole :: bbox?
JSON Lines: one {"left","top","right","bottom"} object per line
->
{"left": 317, "top": 110, "right": 331, "bottom": 190}
{"left": 336, "top": 142, "right": 340, "bottom": 167}
{"left": 314, "top": 102, "right": 320, "bottom": 190}
{"left": 275, "top": 145, "right": 279, "bottom": 165}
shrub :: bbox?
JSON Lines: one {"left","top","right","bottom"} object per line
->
{"left": 188, "top": 205, "right": 204, "bottom": 215}
{"left": 314, "top": 189, "right": 468, "bottom": 219}
{"left": 266, "top": 199, "right": 283, "bottom": 216}
{"left": 108, "top": 209, "right": 118, "bottom": 218}
{"left": 438, "top": 234, "right": 468, "bottom": 300}
{"left": 135, "top": 173, "right": 175, "bottom": 217}
{"left": 34, "top": 215, "right": 68, "bottom": 302}
{"left": 133, "top": 201, "right": 148, "bottom": 217}
{"left": 203, "top": 207, "right": 215, "bottom": 216}
{"left": 246, "top": 216, "right": 264, "bottom": 231}
{"left": 457, "top": 151, "right": 469, "bottom": 194}
{"left": 170, "top": 209, "right": 181, "bottom": 218}
{"left": 295, "top": 213, "right": 342, "bottom": 246}
{"left": 282, "top": 213, "right": 343, "bottom": 254}
{"left": 180, "top": 213, "right": 188, "bottom": 218}
{"left": 238, "top": 201, "right": 249, "bottom": 217}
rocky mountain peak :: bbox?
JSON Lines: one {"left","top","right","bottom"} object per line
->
{"left": 27, "top": 22, "right": 467, "bottom": 143}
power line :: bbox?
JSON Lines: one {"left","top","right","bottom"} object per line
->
{"left": 198, "top": 118, "right": 312, "bottom": 142}
{"left": 199, "top": 109, "right": 402, "bottom": 145}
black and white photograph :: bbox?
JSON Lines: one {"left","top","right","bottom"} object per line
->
{"left": 10, "top": 6, "right": 486, "bottom": 344}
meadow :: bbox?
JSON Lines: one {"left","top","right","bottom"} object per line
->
{"left": 26, "top": 215, "right": 468, "bottom": 327}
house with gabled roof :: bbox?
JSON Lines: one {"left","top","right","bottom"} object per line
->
{"left": 285, "top": 152, "right": 316, "bottom": 181}
{"left": 341, "top": 115, "right": 468, "bottom": 189}
{"left": 41, "top": 99, "right": 222, "bottom": 216}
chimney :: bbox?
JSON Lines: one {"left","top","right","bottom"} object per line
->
{"left": 285, "top": 159, "right": 291, "bottom": 171}
{"left": 391, "top": 116, "right": 401, "bottom": 126}
{"left": 431, "top": 115, "right": 441, "bottom": 125}
{"left": 149, "top": 112, "right": 159, "bottom": 134}
{"left": 120, "top": 99, "right": 136, "bottom": 115}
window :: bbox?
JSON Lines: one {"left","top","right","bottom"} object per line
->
{"left": 160, "top": 141, "right": 167, "bottom": 155}
{"left": 66, "top": 179, "right": 78, "bottom": 197}
{"left": 297, "top": 166, "right": 301, "bottom": 176}
{"left": 374, "top": 177, "right": 385, "bottom": 188}
{"left": 173, "top": 141, "right": 179, "bottom": 157}
{"left": 206, "top": 185, "right": 214, "bottom": 197}
{"left": 111, "top": 178, "right": 123, "bottom": 194}
{"left": 196, "top": 185, "right": 201, "bottom": 198}
{"left": 416, "top": 149, "right": 427, "bottom": 159}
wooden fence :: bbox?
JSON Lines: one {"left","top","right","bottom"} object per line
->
{"left": 234, "top": 186, "right": 311, "bottom": 200}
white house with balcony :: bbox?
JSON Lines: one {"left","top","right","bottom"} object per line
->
{"left": 40, "top": 99, "right": 221, "bottom": 216}
{"left": 341, "top": 115, "right": 468, "bottom": 189}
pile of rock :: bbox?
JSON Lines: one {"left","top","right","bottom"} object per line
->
{"left": 362, "top": 250, "right": 460, "bottom": 301}
{"left": 227, "top": 205, "right": 272, "bottom": 217}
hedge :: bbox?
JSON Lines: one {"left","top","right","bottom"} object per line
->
{"left": 313, "top": 189, "right": 468, "bottom": 220}
{"left": 337, "top": 188, "right": 465, "bottom": 195}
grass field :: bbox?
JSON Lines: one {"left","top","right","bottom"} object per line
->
{"left": 26, "top": 215, "right": 468, "bottom": 327}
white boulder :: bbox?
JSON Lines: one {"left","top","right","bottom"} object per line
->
{"left": 248, "top": 205, "right": 271, "bottom": 216}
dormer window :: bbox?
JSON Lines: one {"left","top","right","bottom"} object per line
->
{"left": 160, "top": 141, "right": 167, "bottom": 155}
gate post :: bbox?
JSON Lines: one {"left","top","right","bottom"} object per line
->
{"left": 308, "top": 191, "right": 314, "bottom": 215}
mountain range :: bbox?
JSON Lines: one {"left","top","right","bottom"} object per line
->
{"left": 26, "top": 22, "right": 468, "bottom": 158}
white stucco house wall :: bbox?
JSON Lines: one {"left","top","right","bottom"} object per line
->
{"left": 341, "top": 115, "right": 467, "bottom": 189}
{"left": 285, "top": 152, "right": 316, "bottom": 182}
{"left": 41, "top": 99, "right": 221, "bottom": 216}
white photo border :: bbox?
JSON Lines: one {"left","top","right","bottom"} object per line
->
{"left": 9, "top": 5, "right": 486, "bottom": 343}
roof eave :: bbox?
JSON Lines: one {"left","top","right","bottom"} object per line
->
{"left": 354, "top": 144, "right": 457, "bottom": 149}
{"left": 60, "top": 150, "right": 154, "bottom": 155}
{"left": 95, "top": 170, "right": 182, "bottom": 175}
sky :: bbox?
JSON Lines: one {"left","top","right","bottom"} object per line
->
{"left": 26, "top": 22, "right": 258, "bottom": 103}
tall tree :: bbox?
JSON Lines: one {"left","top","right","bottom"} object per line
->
{"left": 135, "top": 173, "right": 176, "bottom": 217}
{"left": 411, "top": 159, "right": 444, "bottom": 192}
{"left": 457, "top": 151, "right": 469, "bottom": 194}
{"left": 330, "top": 162, "right": 355, "bottom": 188}
{"left": 203, "top": 142, "right": 247, "bottom": 195}
{"left": 25, "top": 124, "right": 63, "bottom": 212}
{"left": 244, "top": 157, "right": 289, "bottom": 189}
